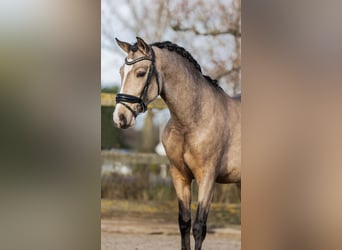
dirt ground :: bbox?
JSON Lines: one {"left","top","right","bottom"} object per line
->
{"left": 101, "top": 218, "right": 241, "bottom": 250}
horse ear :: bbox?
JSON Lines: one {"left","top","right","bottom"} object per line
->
{"left": 136, "top": 37, "right": 150, "bottom": 55}
{"left": 115, "top": 38, "right": 131, "bottom": 53}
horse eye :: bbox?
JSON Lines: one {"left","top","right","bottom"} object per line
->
{"left": 136, "top": 71, "right": 146, "bottom": 78}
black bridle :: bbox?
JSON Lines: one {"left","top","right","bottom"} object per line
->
{"left": 116, "top": 48, "right": 160, "bottom": 118}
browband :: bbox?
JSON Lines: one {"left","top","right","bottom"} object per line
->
{"left": 125, "top": 56, "right": 152, "bottom": 65}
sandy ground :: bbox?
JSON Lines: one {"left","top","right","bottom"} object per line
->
{"left": 101, "top": 218, "right": 241, "bottom": 250}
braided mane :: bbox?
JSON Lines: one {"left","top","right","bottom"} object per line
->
{"left": 131, "top": 41, "right": 222, "bottom": 90}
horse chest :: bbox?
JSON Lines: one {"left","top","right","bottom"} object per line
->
{"left": 182, "top": 137, "right": 217, "bottom": 172}
{"left": 182, "top": 134, "right": 241, "bottom": 183}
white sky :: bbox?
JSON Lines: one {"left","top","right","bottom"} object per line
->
{"left": 101, "top": 0, "right": 237, "bottom": 90}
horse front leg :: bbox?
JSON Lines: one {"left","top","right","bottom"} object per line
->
{"left": 170, "top": 166, "right": 192, "bottom": 250}
{"left": 193, "top": 177, "right": 215, "bottom": 250}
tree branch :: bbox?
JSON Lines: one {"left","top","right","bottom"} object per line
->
{"left": 213, "top": 66, "right": 240, "bottom": 80}
{"left": 171, "top": 24, "right": 241, "bottom": 37}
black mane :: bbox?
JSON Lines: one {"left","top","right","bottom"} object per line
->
{"left": 131, "top": 41, "right": 222, "bottom": 90}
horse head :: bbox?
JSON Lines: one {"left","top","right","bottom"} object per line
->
{"left": 113, "top": 37, "right": 161, "bottom": 129}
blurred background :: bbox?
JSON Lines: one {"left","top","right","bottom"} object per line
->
{"left": 0, "top": 1, "right": 100, "bottom": 250}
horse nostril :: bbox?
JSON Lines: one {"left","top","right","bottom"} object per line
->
{"left": 119, "top": 114, "right": 126, "bottom": 126}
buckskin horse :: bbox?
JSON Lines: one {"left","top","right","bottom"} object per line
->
{"left": 113, "top": 37, "right": 241, "bottom": 250}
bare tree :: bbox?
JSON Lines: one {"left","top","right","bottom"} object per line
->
{"left": 167, "top": 0, "right": 241, "bottom": 95}
{"left": 102, "top": 0, "right": 241, "bottom": 95}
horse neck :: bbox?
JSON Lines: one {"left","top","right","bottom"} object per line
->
{"left": 156, "top": 48, "right": 220, "bottom": 128}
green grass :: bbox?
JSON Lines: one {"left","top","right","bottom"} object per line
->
{"left": 101, "top": 199, "right": 241, "bottom": 225}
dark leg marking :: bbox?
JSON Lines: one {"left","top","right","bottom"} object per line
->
{"left": 178, "top": 200, "right": 191, "bottom": 250}
{"left": 193, "top": 205, "right": 209, "bottom": 250}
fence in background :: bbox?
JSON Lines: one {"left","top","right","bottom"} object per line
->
{"left": 101, "top": 150, "right": 240, "bottom": 203}
{"left": 101, "top": 150, "right": 173, "bottom": 200}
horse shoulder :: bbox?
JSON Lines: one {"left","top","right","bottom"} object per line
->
{"left": 162, "top": 120, "right": 186, "bottom": 168}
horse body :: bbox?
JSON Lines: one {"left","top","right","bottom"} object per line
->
{"left": 158, "top": 48, "right": 240, "bottom": 249}
{"left": 113, "top": 37, "right": 240, "bottom": 250}
{"left": 158, "top": 47, "right": 241, "bottom": 184}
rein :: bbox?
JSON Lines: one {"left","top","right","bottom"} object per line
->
{"left": 116, "top": 48, "right": 160, "bottom": 117}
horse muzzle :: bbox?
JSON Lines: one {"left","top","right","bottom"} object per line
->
{"left": 113, "top": 104, "right": 136, "bottom": 129}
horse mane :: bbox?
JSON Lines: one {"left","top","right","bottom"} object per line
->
{"left": 131, "top": 41, "right": 222, "bottom": 90}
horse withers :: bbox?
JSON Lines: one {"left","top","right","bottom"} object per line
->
{"left": 113, "top": 37, "right": 241, "bottom": 250}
